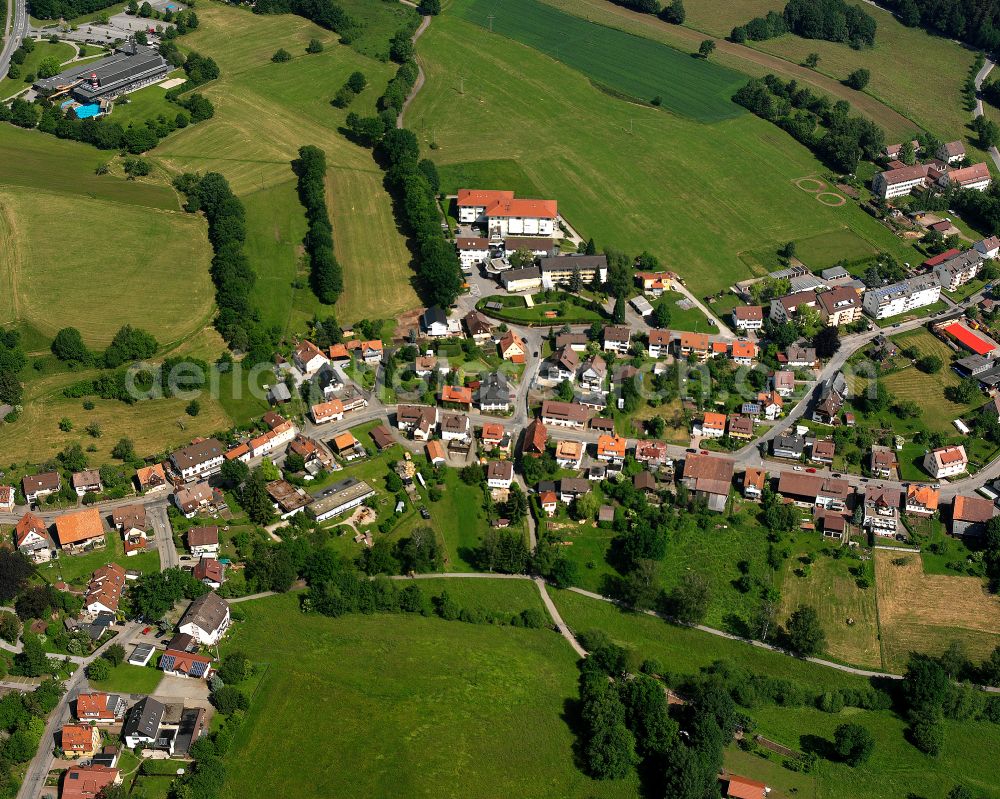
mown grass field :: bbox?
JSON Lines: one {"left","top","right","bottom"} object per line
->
{"left": 410, "top": 6, "right": 922, "bottom": 296}
{"left": 875, "top": 549, "right": 1000, "bottom": 671}
{"left": 739, "top": 226, "right": 880, "bottom": 275}
{"left": 0, "top": 124, "right": 179, "bottom": 208}
{"left": 458, "top": 0, "right": 747, "bottom": 123}
{"left": 89, "top": 661, "right": 163, "bottom": 695}
{"left": 550, "top": 587, "right": 1000, "bottom": 799}
{"left": 780, "top": 553, "right": 882, "bottom": 670}
{"left": 152, "top": 1, "right": 418, "bottom": 324}
{"left": 220, "top": 592, "right": 634, "bottom": 799}
{"left": 0, "top": 185, "right": 215, "bottom": 347}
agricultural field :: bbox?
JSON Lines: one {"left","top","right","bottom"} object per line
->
{"left": 551, "top": 587, "right": 1000, "bottom": 799}
{"left": 458, "top": 0, "right": 748, "bottom": 123}
{"left": 779, "top": 552, "right": 882, "bottom": 670}
{"left": 219, "top": 592, "right": 634, "bottom": 799}
{"left": 151, "top": 1, "right": 417, "bottom": 324}
{"left": 410, "top": 6, "right": 923, "bottom": 297}
{"left": 0, "top": 186, "right": 215, "bottom": 347}
{"left": 875, "top": 549, "right": 1000, "bottom": 671}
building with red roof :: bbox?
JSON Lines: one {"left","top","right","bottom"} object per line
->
{"left": 942, "top": 322, "right": 997, "bottom": 356}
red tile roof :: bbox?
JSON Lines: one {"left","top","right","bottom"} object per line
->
{"left": 456, "top": 189, "right": 515, "bottom": 207}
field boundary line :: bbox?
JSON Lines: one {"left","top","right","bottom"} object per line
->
{"left": 872, "top": 549, "right": 890, "bottom": 672}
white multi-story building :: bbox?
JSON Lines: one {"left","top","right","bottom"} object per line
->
{"left": 862, "top": 275, "right": 941, "bottom": 319}
{"left": 456, "top": 189, "right": 514, "bottom": 224}
{"left": 923, "top": 445, "right": 968, "bottom": 479}
{"left": 817, "top": 286, "right": 863, "bottom": 327}
{"left": 871, "top": 164, "right": 931, "bottom": 199}
{"left": 539, "top": 255, "right": 607, "bottom": 289}
{"left": 938, "top": 163, "right": 992, "bottom": 192}
{"left": 934, "top": 250, "right": 983, "bottom": 291}
{"left": 170, "top": 439, "right": 225, "bottom": 482}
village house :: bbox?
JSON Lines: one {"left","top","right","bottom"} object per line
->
{"left": 864, "top": 485, "right": 902, "bottom": 536}
{"left": 809, "top": 439, "right": 835, "bottom": 465}
{"left": 173, "top": 483, "right": 214, "bottom": 519}
{"left": 187, "top": 526, "right": 220, "bottom": 558}
{"left": 332, "top": 431, "right": 365, "bottom": 460}
{"left": 55, "top": 509, "right": 105, "bottom": 554}
{"left": 478, "top": 371, "right": 513, "bottom": 413}
{"left": 440, "top": 385, "right": 474, "bottom": 408}
{"left": 905, "top": 484, "right": 940, "bottom": 517}
{"left": 681, "top": 453, "right": 734, "bottom": 512}
{"left": 872, "top": 163, "right": 936, "bottom": 199}
{"left": 311, "top": 398, "right": 345, "bottom": 425}
{"left": 425, "top": 440, "right": 446, "bottom": 465}
{"left": 499, "top": 330, "right": 526, "bottom": 362}
{"left": 111, "top": 504, "right": 145, "bottom": 533}
{"left": 596, "top": 435, "right": 627, "bottom": 464}
{"left": 742, "top": 467, "right": 766, "bottom": 500}
{"left": 13, "top": 512, "right": 52, "bottom": 563}
{"left": 546, "top": 345, "right": 580, "bottom": 383}
{"left": 160, "top": 649, "right": 214, "bottom": 679}
{"left": 486, "top": 461, "right": 514, "bottom": 490}
{"left": 975, "top": 236, "right": 1000, "bottom": 259}
{"left": 438, "top": 411, "right": 471, "bottom": 442}
{"left": 71, "top": 470, "right": 102, "bottom": 498}
{"left": 772, "top": 433, "right": 806, "bottom": 460}
{"left": 635, "top": 270, "right": 674, "bottom": 296}
{"left": 328, "top": 343, "right": 350, "bottom": 367}
{"left": 940, "top": 162, "right": 992, "bottom": 192}
{"left": 22, "top": 471, "right": 60, "bottom": 504}
{"left": 700, "top": 412, "right": 727, "bottom": 439}
{"left": 635, "top": 440, "right": 669, "bottom": 469}
{"left": 863, "top": 275, "right": 942, "bottom": 319}
{"left": 726, "top": 414, "right": 754, "bottom": 441}
{"left": 360, "top": 340, "right": 384, "bottom": 365}
{"left": 480, "top": 422, "right": 511, "bottom": 454}
{"left": 500, "top": 266, "right": 542, "bottom": 292}
{"left": 784, "top": 345, "right": 818, "bottom": 369}
{"left": 871, "top": 446, "right": 898, "bottom": 479}
{"left": 539, "top": 254, "right": 607, "bottom": 288}
{"left": 817, "top": 286, "right": 863, "bottom": 327}
{"left": 539, "top": 491, "right": 558, "bottom": 517}
{"left": 559, "top": 478, "right": 592, "bottom": 505}
{"left": 0, "top": 485, "right": 13, "bottom": 513}
{"left": 769, "top": 290, "right": 818, "bottom": 324}
{"left": 555, "top": 332, "right": 589, "bottom": 352}
{"left": 721, "top": 773, "right": 768, "bottom": 799}
{"left": 414, "top": 355, "right": 438, "bottom": 377}
{"left": 292, "top": 340, "right": 329, "bottom": 377}
{"left": 463, "top": 310, "right": 495, "bottom": 343}
{"left": 602, "top": 326, "right": 632, "bottom": 355}
{"left": 76, "top": 693, "right": 126, "bottom": 725}
{"left": 678, "top": 332, "right": 711, "bottom": 361}
{"left": 578, "top": 355, "right": 607, "bottom": 394}
{"left": 541, "top": 400, "right": 590, "bottom": 429}
{"left": 62, "top": 765, "right": 121, "bottom": 799}
{"left": 134, "top": 463, "right": 168, "bottom": 495}
{"left": 554, "top": 440, "right": 584, "bottom": 469}
{"left": 123, "top": 697, "right": 169, "bottom": 751}
{"left": 248, "top": 420, "right": 298, "bottom": 459}
{"left": 178, "top": 592, "right": 231, "bottom": 645}
{"left": 924, "top": 444, "right": 968, "bottom": 479}
{"left": 396, "top": 405, "right": 438, "bottom": 441}
{"left": 369, "top": 426, "right": 395, "bottom": 452}
{"left": 266, "top": 480, "right": 310, "bottom": 519}
{"left": 171, "top": 439, "right": 225, "bottom": 482}
{"left": 647, "top": 329, "right": 672, "bottom": 359}
{"left": 812, "top": 373, "right": 847, "bottom": 424}
{"left": 885, "top": 140, "right": 920, "bottom": 159}
{"left": 732, "top": 305, "right": 763, "bottom": 331}
{"left": 194, "top": 558, "right": 225, "bottom": 589}
{"left": 422, "top": 306, "right": 451, "bottom": 338}
{"left": 951, "top": 494, "right": 995, "bottom": 537}
{"left": 758, "top": 392, "right": 784, "bottom": 420}
{"left": 521, "top": 418, "right": 548, "bottom": 457}
{"left": 62, "top": 724, "right": 101, "bottom": 758}
{"left": 772, "top": 370, "right": 795, "bottom": 397}
{"left": 730, "top": 339, "right": 757, "bottom": 366}
{"left": 84, "top": 563, "right": 126, "bottom": 616}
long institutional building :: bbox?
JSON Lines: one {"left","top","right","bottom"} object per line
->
{"left": 33, "top": 42, "right": 170, "bottom": 103}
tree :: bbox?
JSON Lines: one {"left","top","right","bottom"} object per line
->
{"left": 397, "top": 527, "right": 442, "bottom": 573}
{"left": 916, "top": 354, "right": 942, "bottom": 374}
{"left": 622, "top": 559, "right": 661, "bottom": 610}
{"left": 218, "top": 651, "right": 252, "bottom": 684}
{"left": 271, "top": 48, "right": 292, "bottom": 63}
{"left": 0, "top": 611, "right": 20, "bottom": 644}
{"left": 220, "top": 458, "right": 250, "bottom": 488}
{"left": 786, "top": 604, "right": 825, "bottom": 656}
{"left": 0, "top": 370, "right": 22, "bottom": 405}
{"left": 900, "top": 139, "right": 916, "bottom": 165}
{"left": 16, "top": 635, "right": 50, "bottom": 677}
{"left": 845, "top": 68, "right": 870, "bottom": 90}
{"left": 59, "top": 442, "right": 88, "bottom": 472}
{"left": 346, "top": 71, "right": 367, "bottom": 93}
{"left": 37, "top": 56, "right": 60, "bottom": 79}
{"left": 804, "top": 52, "right": 819, "bottom": 68}
{"left": 813, "top": 324, "right": 840, "bottom": 358}
{"left": 659, "top": 0, "right": 685, "bottom": 24}
{"left": 237, "top": 470, "right": 275, "bottom": 525}
{"left": 833, "top": 723, "right": 875, "bottom": 765}
{"left": 111, "top": 438, "right": 135, "bottom": 461}
{"left": 556, "top": 379, "right": 575, "bottom": 402}
{"left": 0, "top": 551, "right": 35, "bottom": 602}
{"left": 212, "top": 686, "right": 249, "bottom": 714}
{"left": 652, "top": 299, "right": 672, "bottom": 329}
{"left": 478, "top": 529, "right": 529, "bottom": 573}
{"left": 102, "top": 643, "right": 126, "bottom": 667}
{"left": 612, "top": 295, "right": 626, "bottom": 325}
{"left": 584, "top": 237, "right": 597, "bottom": 256}
{"left": 668, "top": 573, "right": 711, "bottom": 624}
{"left": 417, "top": 0, "right": 441, "bottom": 14}
{"left": 698, "top": 39, "right": 716, "bottom": 58}
{"left": 306, "top": 38, "right": 324, "bottom": 53}
{"left": 186, "top": 399, "right": 201, "bottom": 416}
{"left": 51, "top": 327, "right": 89, "bottom": 363}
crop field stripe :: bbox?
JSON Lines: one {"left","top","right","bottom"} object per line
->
{"left": 456, "top": 0, "right": 747, "bottom": 123}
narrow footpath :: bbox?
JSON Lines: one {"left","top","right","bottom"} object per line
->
{"left": 396, "top": 0, "right": 430, "bottom": 129}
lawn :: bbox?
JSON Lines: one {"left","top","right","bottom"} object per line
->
{"left": 875, "top": 549, "right": 1000, "bottom": 671}
{"left": 740, "top": 227, "right": 880, "bottom": 275}
{"left": 107, "top": 74, "right": 186, "bottom": 128}
{"left": 457, "top": 0, "right": 748, "bottom": 123}
{"left": 547, "top": 520, "right": 619, "bottom": 594}
{"left": 0, "top": 40, "right": 76, "bottom": 100}
{"left": 150, "top": 1, "right": 418, "bottom": 324}
{"left": 661, "top": 291, "right": 715, "bottom": 333}
{"left": 0, "top": 185, "right": 214, "bottom": 348}
{"left": 429, "top": 469, "right": 499, "bottom": 572}
{"left": 218, "top": 592, "right": 634, "bottom": 799}
{"left": 0, "top": 124, "right": 178, "bottom": 209}
{"left": 409, "top": 6, "right": 924, "bottom": 296}
{"left": 779, "top": 551, "right": 882, "bottom": 670}
{"left": 410, "top": 576, "right": 546, "bottom": 617}
{"left": 437, "top": 159, "right": 545, "bottom": 199}
{"left": 89, "top": 661, "right": 163, "bottom": 695}
{"left": 37, "top": 531, "right": 160, "bottom": 587}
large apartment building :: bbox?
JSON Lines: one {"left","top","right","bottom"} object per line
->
{"left": 862, "top": 275, "right": 941, "bottom": 319}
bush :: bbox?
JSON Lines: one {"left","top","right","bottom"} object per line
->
{"left": 271, "top": 48, "right": 292, "bottom": 62}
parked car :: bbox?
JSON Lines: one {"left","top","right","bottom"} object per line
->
{"left": 806, "top": 467, "right": 817, "bottom": 473}
{"left": 419, "top": 506, "right": 430, "bottom": 519}
{"left": 793, "top": 466, "right": 803, "bottom": 471}
{"left": 141, "top": 627, "right": 152, "bottom": 635}
{"left": 686, "top": 448, "right": 697, "bottom": 453}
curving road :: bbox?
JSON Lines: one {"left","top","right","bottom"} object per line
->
{"left": 973, "top": 57, "right": 1000, "bottom": 173}
{"left": 0, "top": 0, "right": 28, "bottom": 79}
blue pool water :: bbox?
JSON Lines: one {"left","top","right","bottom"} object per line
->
{"left": 74, "top": 104, "right": 101, "bottom": 118}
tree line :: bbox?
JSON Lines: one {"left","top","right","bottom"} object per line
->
{"left": 0, "top": 327, "right": 26, "bottom": 410}
{"left": 733, "top": 0, "right": 876, "bottom": 45}
{"left": 733, "top": 74, "right": 885, "bottom": 173}
{"left": 292, "top": 145, "right": 343, "bottom": 304}
{"left": 173, "top": 172, "right": 277, "bottom": 360}
{"left": 606, "top": 0, "right": 687, "bottom": 24}
{"left": 252, "top": 0, "right": 358, "bottom": 41}
{"left": 887, "top": 0, "right": 1000, "bottom": 52}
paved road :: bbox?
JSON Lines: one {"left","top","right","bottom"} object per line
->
{"left": 974, "top": 58, "right": 1000, "bottom": 172}
{"left": 147, "top": 503, "right": 179, "bottom": 570}
{"left": 0, "top": 0, "right": 28, "bottom": 88}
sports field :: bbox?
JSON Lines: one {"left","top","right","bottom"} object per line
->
{"left": 410, "top": 8, "right": 922, "bottom": 296}
{"left": 780, "top": 554, "right": 882, "bottom": 670}
{"left": 457, "top": 0, "right": 747, "bottom": 122}
{"left": 152, "top": 2, "right": 417, "bottom": 324}
{"left": 0, "top": 186, "right": 214, "bottom": 347}
{"left": 875, "top": 550, "right": 1000, "bottom": 671}
{"left": 220, "top": 593, "right": 634, "bottom": 799}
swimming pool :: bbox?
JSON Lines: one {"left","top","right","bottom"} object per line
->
{"left": 74, "top": 104, "right": 101, "bottom": 119}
